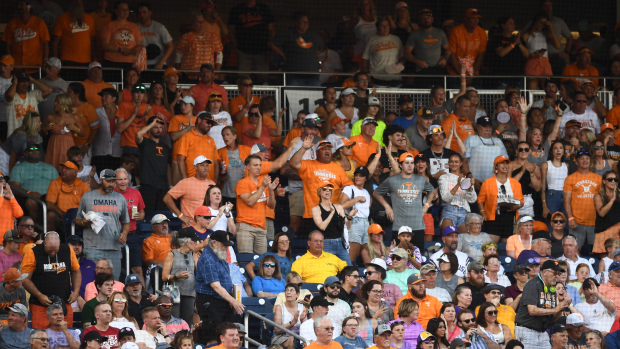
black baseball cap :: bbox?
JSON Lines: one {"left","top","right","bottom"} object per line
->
{"left": 419, "top": 107, "right": 434, "bottom": 118}
{"left": 210, "top": 230, "right": 233, "bottom": 246}
{"left": 147, "top": 116, "right": 165, "bottom": 125}
{"left": 23, "top": 141, "right": 40, "bottom": 152}
{"left": 197, "top": 111, "right": 217, "bottom": 125}
{"left": 97, "top": 88, "right": 119, "bottom": 99}
{"left": 398, "top": 95, "right": 413, "bottom": 105}
{"left": 177, "top": 227, "right": 202, "bottom": 242}
{"left": 132, "top": 83, "right": 147, "bottom": 93}
{"left": 582, "top": 277, "right": 600, "bottom": 290}
{"left": 310, "top": 296, "right": 334, "bottom": 308}
{"left": 66, "top": 235, "right": 84, "bottom": 245}
{"left": 354, "top": 166, "right": 370, "bottom": 178}
{"left": 541, "top": 259, "right": 564, "bottom": 272}
{"left": 15, "top": 71, "right": 30, "bottom": 82}
{"left": 544, "top": 77, "right": 560, "bottom": 87}
{"left": 550, "top": 324, "right": 567, "bottom": 335}
{"left": 118, "top": 327, "right": 135, "bottom": 340}
{"left": 83, "top": 331, "right": 108, "bottom": 343}
{"left": 477, "top": 116, "right": 492, "bottom": 127}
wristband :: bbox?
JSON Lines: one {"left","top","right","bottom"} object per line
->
{"left": 510, "top": 44, "right": 515, "bottom": 48}
{"left": 178, "top": 213, "right": 184, "bottom": 218}
{"left": 495, "top": 130, "right": 500, "bottom": 135}
{"left": 568, "top": 217, "right": 575, "bottom": 221}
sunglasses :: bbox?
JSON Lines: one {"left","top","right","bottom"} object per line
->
{"left": 264, "top": 263, "right": 276, "bottom": 268}
{"left": 248, "top": 112, "right": 260, "bottom": 117}
{"left": 528, "top": 258, "right": 541, "bottom": 264}
{"left": 134, "top": 86, "right": 147, "bottom": 91}
{"left": 518, "top": 147, "right": 530, "bottom": 152}
{"left": 593, "top": 145, "right": 605, "bottom": 150}
{"left": 462, "top": 319, "right": 474, "bottom": 324}
{"left": 327, "top": 284, "right": 341, "bottom": 289}
{"left": 606, "top": 177, "right": 619, "bottom": 182}
{"left": 195, "top": 215, "right": 212, "bottom": 220}
{"left": 114, "top": 298, "right": 127, "bottom": 303}
{"left": 158, "top": 303, "right": 173, "bottom": 307}
{"left": 420, "top": 11, "right": 433, "bottom": 16}
{"left": 486, "top": 310, "right": 498, "bottom": 316}
{"left": 26, "top": 147, "right": 40, "bottom": 151}
{"left": 423, "top": 340, "right": 435, "bottom": 344}
{"left": 210, "top": 94, "right": 222, "bottom": 98}
{"left": 20, "top": 224, "right": 34, "bottom": 229}
{"left": 366, "top": 271, "right": 377, "bottom": 276}
{"left": 392, "top": 255, "right": 404, "bottom": 261}
{"left": 430, "top": 126, "right": 443, "bottom": 134}
{"left": 553, "top": 219, "right": 565, "bottom": 224}
{"left": 575, "top": 99, "right": 587, "bottom": 103}
{"left": 321, "top": 187, "right": 334, "bottom": 191}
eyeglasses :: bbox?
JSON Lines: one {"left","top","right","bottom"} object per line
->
{"left": 462, "top": 319, "right": 474, "bottom": 324}
{"left": 486, "top": 310, "right": 498, "bottom": 316}
{"left": 594, "top": 145, "right": 605, "bottom": 150}
{"left": 553, "top": 219, "right": 565, "bottom": 224}
{"left": 518, "top": 147, "right": 530, "bottom": 152}
{"left": 322, "top": 327, "right": 335, "bottom": 331}
{"left": 392, "top": 321, "right": 405, "bottom": 326}
{"left": 392, "top": 255, "right": 404, "bottom": 261}
{"left": 500, "top": 184, "right": 507, "bottom": 195}
{"left": 606, "top": 177, "right": 619, "bottom": 182}
{"left": 19, "top": 224, "right": 34, "bottom": 229}
{"left": 158, "top": 303, "right": 173, "bottom": 308}
{"left": 264, "top": 263, "right": 276, "bottom": 268}
{"left": 575, "top": 99, "right": 587, "bottom": 103}
{"left": 528, "top": 258, "right": 541, "bottom": 264}
{"left": 370, "top": 290, "right": 382, "bottom": 294}
{"left": 114, "top": 298, "right": 127, "bottom": 303}
{"left": 344, "top": 323, "right": 359, "bottom": 327}
{"left": 33, "top": 338, "right": 50, "bottom": 342}
{"left": 183, "top": 253, "right": 191, "bottom": 266}
{"left": 248, "top": 112, "right": 260, "bottom": 118}
{"left": 278, "top": 240, "right": 290, "bottom": 244}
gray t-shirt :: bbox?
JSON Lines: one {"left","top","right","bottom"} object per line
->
{"left": 457, "top": 232, "right": 493, "bottom": 263}
{"left": 374, "top": 173, "right": 435, "bottom": 231}
{"left": 139, "top": 20, "right": 174, "bottom": 65}
{"left": 0, "top": 282, "right": 27, "bottom": 321}
{"left": 429, "top": 100, "right": 456, "bottom": 123}
{"left": 335, "top": 335, "right": 369, "bottom": 349}
{"left": 0, "top": 76, "right": 12, "bottom": 123}
{"left": 406, "top": 27, "right": 448, "bottom": 71}
{"left": 0, "top": 327, "right": 33, "bottom": 349}
{"left": 77, "top": 191, "right": 129, "bottom": 251}
{"left": 37, "top": 77, "right": 69, "bottom": 119}
{"left": 222, "top": 148, "right": 244, "bottom": 198}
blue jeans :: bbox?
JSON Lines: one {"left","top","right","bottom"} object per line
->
{"left": 287, "top": 74, "right": 321, "bottom": 86}
{"left": 324, "top": 238, "right": 352, "bottom": 265}
{"left": 122, "top": 146, "right": 140, "bottom": 156}
{"left": 546, "top": 190, "right": 566, "bottom": 217}
{"left": 441, "top": 205, "right": 469, "bottom": 227}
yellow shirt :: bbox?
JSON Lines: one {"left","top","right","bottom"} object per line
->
{"left": 475, "top": 304, "right": 516, "bottom": 337}
{"left": 291, "top": 251, "right": 348, "bottom": 283}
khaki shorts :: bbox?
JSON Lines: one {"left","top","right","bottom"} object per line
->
{"left": 236, "top": 222, "right": 267, "bottom": 254}
{"left": 266, "top": 218, "right": 275, "bottom": 241}
{"left": 288, "top": 190, "right": 305, "bottom": 217}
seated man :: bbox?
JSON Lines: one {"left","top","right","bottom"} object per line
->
{"left": 455, "top": 309, "right": 500, "bottom": 349}
{"left": 82, "top": 303, "right": 120, "bottom": 349}
{"left": 67, "top": 235, "right": 96, "bottom": 300}
{"left": 45, "top": 160, "right": 90, "bottom": 232}
{"left": 0, "top": 268, "right": 27, "bottom": 326}
{"left": 124, "top": 274, "right": 156, "bottom": 329}
{"left": 419, "top": 263, "right": 451, "bottom": 303}
{"left": 135, "top": 307, "right": 173, "bottom": 349}
{"left": 574, "top": 278, "right": 616, "bottom": 334}
{"left": 153, "top": 295, "right": 190, "bottom": 341}
{"left": 142, "top": 214, "right": 171, "bottom": 268}
{"left": 82, "top": 273, "right": 115, "bottom": 328}
{"left": 516, "top": 232, "right": 553, "bottom": 265}
{"left": 46, "top": 304, "right": 80, "bottom": 349}
{"left": 291, "top": 231, "right": 347, "bottom": 283}
{"left": 84, "top": 258, "right": 125, "bottom": 301}
{"left": 0, "top": 304, "right": 32, "bottom": 348}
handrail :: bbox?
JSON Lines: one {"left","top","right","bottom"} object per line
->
{"left": 9, "top": 184, "right": 47, "bottom": 234}
{"left": 244, "top": 309, "right": 307, "bottom": 348}
{"left": 243, "top": 333, "right": 263, "bottom": 348}
{"left": 153, "top": 265, "right": 161, "bottom": 292}
{"left": 70, "top": 220, "right": 131, "bottom": 274}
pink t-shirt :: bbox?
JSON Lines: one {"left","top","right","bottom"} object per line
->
{"left": 0, "top": 250, "right": 23, "bottom": 275}
{"left": 114, "top": 187, "right": 145, "bottom": 231}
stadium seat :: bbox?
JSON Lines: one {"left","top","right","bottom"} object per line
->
{"left": 194, "top": 344, "right": 205, "bottom": 349}
{"left": 424, "top": 241, "right": 443, "bottom": 255}
{"left": 501, "top": 256, "right": 516, "bottom": 274}
{"left": 73, "top": 312, "right": 82, "bottom": 328}
{"left": 358, "top": 267, "right": 367, "bottom": 277}
{"left": 262, "top": 312, "right": 275, "bottom": 345}
{"left": 242, "top": 297, "right": 274, "bottom": 315}
{"left": 301, "top": 283, "right": 323, "bottom": 294}
{"left": 139, "top": 222, "right": 153, "bottom": 233}
{"left": 588, "top": 257, "right": 600, "bottom": 273}
{"left": 497, "top": 242, "right": 507, "bottom": 254}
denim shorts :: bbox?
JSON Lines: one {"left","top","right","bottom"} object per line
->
{"left": 441, "top": 205, "right": 469, "bottom": 227}
{"left": 348, "top": 217, "right": 369, "bottom": 244}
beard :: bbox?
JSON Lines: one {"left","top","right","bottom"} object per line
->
{"left": 411, "top": 288, "right": 426, "bottom": 298}
{"left": 214, "top": 246, "right": 228, "bottom": 260}
{"left": 70, "top": 3, "right": 85, "bottom": 23}
{"left": 470, "top": 276, "right": 485, "bottom": 288}
{"left": 401, "top": 108, "right": 414, "bottom": 117}
{"left": 25, "top": 153, "right": 39, "bottom": 162}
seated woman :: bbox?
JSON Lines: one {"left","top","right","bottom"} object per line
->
{"left": 426, "top": 318, "right": 450, "bottom": 349}
{"left": 351, "top": 298, "right": 377, "bottom": 347}
{"left": 435, "top": 253, "right": 465, "bottom": 295}
{"left": 272, "top": 283, "right": 308, "bottom": 349}
{"left": 476, "top": 302, "right": 513, "bottom": 347}
{"left": 483, "top": 254, "right": 511, "bottom": 287}
{"left": 335, "top": 315, "right": 370, "bottom": 349}
{"left": 273, "top": 272, "right": 313, "bottom": 308}
{"left": 389, "top": 299, "right": 423, "bottom": 343}
{"left": 251, "top": 255, "right": 286, "bottom": 298}
{"left": 506, "top": 216, "right": 534, "bottom": 259}
{"left": 108, "top": 291, "right": 139, "bottom": 331}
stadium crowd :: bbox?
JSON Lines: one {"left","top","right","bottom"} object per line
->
{"left": 2, "top": 1, "right": 620, "bottom": 349}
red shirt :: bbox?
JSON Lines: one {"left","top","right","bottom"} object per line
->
{"left": 188, "top": 82, "right": 228, "bottom": 115}
{"left": 82, "top": 326, "right": 120, "bottom": 349}
{"left": 114, "top": 187, "right": 145, "bottom": 231}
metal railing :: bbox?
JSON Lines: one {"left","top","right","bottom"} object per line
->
{"left": 70, "top": 220, "right": 130, "bottom": 275}
{"left": 244, "top": 310, "right": 307, "bottom": 349}
{"left": 9, "top": 184, "right": 47, "bottom": 234}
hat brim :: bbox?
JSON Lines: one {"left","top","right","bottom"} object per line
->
{"left": 14, "top": 273, "right": 28, "bottom": 281}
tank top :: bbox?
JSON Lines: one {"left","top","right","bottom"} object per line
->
{"left": 435, "top": 272, "right": 460, "bottom": 295}
{"left": 354, "top": 18, "right": 377, "bottom": 56}
{"left": 344, "top": 157, "right": 355, "bottom": 180}
{"left": 595, "top": 198, "right": 620, "bottom": 233}
{"left": 169, "top": 249, "right": 196, "bottom": 297}
{"left": 593, "top": 159, "right": 612, "bottom": 176}
{"left": 357, "top": 318, "right": 374, "bottom": 347}
{"left": 526, "top": 31, "right": 548, "bottom": 57}
{"left": 310, "top": 203, "right": 345, "bottom": 239}
{"left": 481, "top": 325, "right": 504, "bottom": 344}
{"left": 393, "top": 24, "right": 413, "bottom": 47}
{"left": 279, "top": 303, "right": 304, "bottom": 333}
{"left": 546, "top": 161, "right": 568, "bottom": 190}
{"left": 336, "top": 108, "right": 360, "bottom": 138}
{"left": 511, "top": 167, "right": 534, "bottom": 196}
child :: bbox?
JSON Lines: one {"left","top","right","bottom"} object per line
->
{"left": 600, "top": 238, "right": 620, "bottom": 274}
{"left": 174, "top": 333, "right": 193, "bottom": 349}
{"left": 120, "top": 152, "right": 139, "bottom": 186}
{"left": 67, "top": 146, "right": 100, "bottom": 190}
{"left": 386, "top": 226, "right": 423, "bottom": 269}
{"left": 569, "top": 263, "right": 591, "bottom": 303}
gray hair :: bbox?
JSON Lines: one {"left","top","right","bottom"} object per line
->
{"left": 513, "top": 215, "right": 534, "bottom": 235}
{"left": 115, "top": 167, "right": 129, "bottom": 177}
{"left": 464, "top": 213, "right": 482, "bottom": 225}
{"left": 170, "top": 231, "right": 191, "bottom": 249}
{"left": 46, "top": 304, "right": 64, "bottom": 319}
{"left": 313, "top": 316, "right": 331, "bottom": 333}
{"left": 99, "top": 258, "right": 113, "bottom": 269}
{"left": 30, "top": 330, "right": 46, "bottom": 340}
{"left": 562, "top": 235, "right": 578, "bottom": 246}
{"left": 532, "top": 238, "right": 545, "bottom": 246}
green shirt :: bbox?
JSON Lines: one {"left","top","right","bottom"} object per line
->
{"left": 350, "top": 120, "right": 386, "bottom": 146}
{"left": 9, "top": 161, "right": 58, "bottom": 195}
{"left": 81, "top": 297, "right": 100, "bottom": 325}
{"left": 384, "top": 268, "right": 417, "bottom": 296}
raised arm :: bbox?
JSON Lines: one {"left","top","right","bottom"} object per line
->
{"left": 245, "top": 114, "right": 263, "bottom": 139}
{"left": 289, "top": 135, "right": 314, "bottom": 170}
{"left": 271, "top": 137, "right": 300, "bottom": 171}
{"left": 136, "top": 115, "right": 160, "bottom": 145}
{"left": 517, "top": 97, "right": 530, "bottom": 143}
{"left": 239, "top": 176, "right": 269, "bottom": 207}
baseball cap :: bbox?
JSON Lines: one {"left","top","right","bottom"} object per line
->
{"left": 601, "top": 123, "right": 614, "bottom": 133}
{"left": 8, "top": 303, "right": 28, "bottom": 317}
{"left": 251, "top": 143, "right": 269, "bottom": 154}
{"left": 368, "top": 97, "right": 381, "bottom": 106}
{"left": 177, "top": 227, "right": 202, "bottom": 242}
{"left": 125, "top": 274, "right": 141, "bottom": 285}
{"left": 565, "top": 120, "right": 582, "bottom": 129}
{"left": 324, "top": 276, "right": 342, "bottom": 287}
{"left": 341, "top": 88, "right": 355, "bottom": 96}
{"left": 132, "top": 83, "right": 147, "bottom": 93}
{"left": 118, "top": 327, "right": 136, "bottom": 340}
{"left": 513, "top": 263, "right": 530, "bottom": 273}
{"left": 197, "top": 111, "right": 217, "bottom": 125}
{"left": 368, "top": 224, "right": 385, "bottom": 235}
{"left": 122, "top": 343, "right": 140, "bottom": 349}
{"left": 354, "top": 166, "right": 370, "bottom": 178}
{"left": 3, "top": 268, "right": 27, "bottom": 283}
{"left": 330, "top": 116, "right": 348, "bottom": 128}
{"left": 368, "top": 258, "right": 388, "bottom": 271}
{"left": 420, "top": 263, "right": 437, "bottom": 274}
{"left": 609, "top": 261, "right": 620, "bottom": 272}
{"left": 419, "top": 107, "right": 434, "bottom": 118}
{"left": 44, "top": 57, "right": 61, "bottom": 69}
{"left": 193, "top": 155, "right": 213, "bottom": 166}
{"left": 209, "top": 91, "right": 223, "bottom": 101}
{"left": 407, "top": 273, "right": 424, "bottom": 285}
{"left": 398, "top": 95, "right": 413, "bottom": 105}
{"left": 83, "top": 331, "right": 109, "bottom": 343}
{"left": 493, "top": 155, "right": 511, "bottom": 166}
{"left": 151, "top": 214, "right": 170, "bottom": 224}
{"left": 450, "top": 339, "right": 472, "bottom": 349}
{"left": 164, "top": 67, "right": 181, "bottom": 77}
{"left": 543, "top": 77, "right": 560, "bottom": 87}
{"left": 179, "top": 95, "right": 195, "bottom": 105}
{"left": 235, "top": 323, "right": 246, "bottom": 334}
{"left": 0, "top": 171, "right": 9, "bottom": 182}
{"left": 477, "top": 116, "right": 492, "bottom": 127}
{"left": 518, "top": 216, "right": 534, "bottom": 224}
{"left": 66, "top": 235, "right": 84, "bottom": 245}
{"left": 310, "top": 296, "right": 334, "bottom": 308}
{"left": 334, "top": 137, "right": 356, "bottom": 152}
{"left": 100, "top": 169, "right": 117, "bottom": 180}
{"left": 566, "top": 313, "right": 585, "bottom": 327}
{"left": 399, "top": 152, "right": 415, "bottom": 162}
{"left": 60, "top": 160, "right": 79, "bottom": 171}
{"left": 375, "top": 323, "right": 392, "bottom": 336}
{"left": 532, "top": 230, "right": 551, "bottom": 242}
{"left": 417, "top": 331, "right": 435, "bottom": 345}
{"left": 88, "top": 61, "right": 103, "bottom": 71}
{"left": 200, "top": 63, "right": 215, "bottom": 71}
{"left": 578, "top": 20, "right": 592, "bottom": 32}
{"left": 541, "top": 259, "right": 564, "bottom": 272}
{"left": 15, "top": 71, "right": 30, "bottom": 82}
{"left": 479, "top": 283, "right": 506, "bottom": 295}
{"left": 301, "top": 118, "right": 320, "bottom": 128}
{"left": 428, "top": 125, "right": 443, "bottom": 135}
{"left": 442, "top": 225, "right": 458, "bottom": 237}
{"left": 465, "top": 8, "right": 481, "bottom": 18}
{"left": 317, "top": 140, "right": 333, "bottom": 150}
{"left": 210, "top": 230, "right": 234, "bottom": 246}
{"left": 550, "top": 324, "right": 567, "bottom": 335}
{"left": 614, "top": 247, "right": 620, "bottom": 260}
{"left": 362, "top": 117, "right": 378, "bottom": 126}
{"left": 575, "top": 149, "right": 591, "bottom": 159}
{"left": 398, "top": 226, "right": 413, "bottom": 236}
{"left": 194, "top": 206, "right": 213, "bottom": 218}
{"left": 392, "top": 248, "right": 408, "bottom": 259}
{"left": 0, "top": 55, "right": 15, "bottom": 66}
{"left": 467, "top": 261, "right": 484, "bottom": 272}
{"left": 98, "top": 88, "right": 119, "bottom": 99}
{"left": 582, "top": 277, "right": 600, "bottom": 290}
{"left": 395, "top": 1, "right": 407, "bottom": 10}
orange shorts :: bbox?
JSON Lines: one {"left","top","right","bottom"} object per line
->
{"left": 424, "top": 213, "right": 435, "bottom": 235}
{"left": 31, "top": 303, "right": 74, "bottom": 329}
{"left": 525, "top": 57, "right": 552, "bottom": 76}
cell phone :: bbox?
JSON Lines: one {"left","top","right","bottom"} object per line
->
{"left": 539, "top": 49, "right": 547, "bottom": 54}
{"left": 304, "top": 294, "right": 312, "bottom": 302}
{"left": 555, "top": 99, "right": 568, "bottom": 112}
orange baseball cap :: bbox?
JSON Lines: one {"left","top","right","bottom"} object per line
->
{"left": 330, "top": 116, "right": 348, "bottom": 127}
{"left": 0, "top": 55, "right": 15, "bottom": 66}
{"left": 164, "top": 67, "right": 181, "bottom": 77}
{"left": 368, "top": 224, "right": 385, "bottom": 235}
{"left": 493, "top": 155, "right": 510, "bottom": 166}
{"left": 194, "top": 206, "right": 213, "bottom": 217}
{"left": 601, "top": 123, "right": 614, "bottom": 133}
{"left": 399, "top": 152, "right": 415, "bottom": 162}
{"left": 201, "top": 0, "right": 218, "bottom": 10}
{"left": 208, "top": 90, "right": 223, "bottom": 101}
{"left": 60, "top": 161, "right": 79, "bottom": 171}
{"left": 4, "top": 268, "right": 27, "bottom": 283}
{"left": 579, "top": 48, "right": 593, "bottom": 55}
{"left": 465, "top": 8, "right": 482, "bottom": 18}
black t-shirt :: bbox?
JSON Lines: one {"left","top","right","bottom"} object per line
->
{"left": 166, "top": 88, "right": 182, "bottom": 115}
{"left": 127, "top": 295, "right": 155, "bottom": 329}
{"left": 338, "top": 287, "right": 357, "bottom": 307}
{"left": 607, "top": 144, "right": 620, "bottom": 162}
{"left": 379, "top": 148, "right": 406, "bottom": 172}
{"left": 138, "top": 137, "right": 171, "bottom": 189}
{"left": 228, "top": 2, "right": 275, "bottom": 54}
{"left": 515, "top": 276, "right": 557, "bottom": 330}
{"left": 548, "top": 231, "right": 567, "bottom": 257}
{"left": 365, "top": 173, "right": 391, "bottom": 225}
{"left": 567, "top": 333, "right": 587, "bottom": 349}
{"left": 420, "top": 147, "right": 457, "bottom": 176}
{"left": 462, "top": 281, "right": 488, "bottom": 311}
{"left": 486, "top": 34, "right": 526, "bottom": 75}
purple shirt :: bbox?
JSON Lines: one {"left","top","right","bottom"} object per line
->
{"left": 0, "top": 250, "right": 22, "bottom": 275}
{"left": 79, "top": 258, "right": 97, "bottom": 298}
{"left": 391, "top": 340, "right": 415, "bottom": 349}
{"left": 388, "top": 318, "right": 424, "bottom": 349}
{"left": 47, "top": 328, "right": 80, "bottom": 349}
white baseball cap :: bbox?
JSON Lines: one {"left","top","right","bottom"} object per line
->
{"left": 368, "top": 258, "right": 387, "bottom": 271}
{"left": 251, "top": 143, "right": 269, "bottom": 155}
{"left": 193, "top": 155, "right": 213, "bottom": 166}
{"left": 151, "top": 214, "right": 169, "bottom": 224}
{"left": 88, "top": 61, "right": 102, "bottom": 71}
{"left": 566, "top": 313, "right": 585, "bottom": 327}
{"left": 398, "top": 226, "right": 413, "bottom": 235}
{"left": 341, "top": 88, "right": 355, "bottom": 96}
{"left": 179, "top": 95, "right": 196, "bottom": 105}
{"left": 45, "top": 57, "right": 61, "bottom": 69}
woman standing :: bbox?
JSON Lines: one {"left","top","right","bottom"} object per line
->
{"left": 593, "top": 171, "right": 620, "bottom": 254}
{"left": 117, "top": 68, "right": 140, "bottom": 105}
{"left": 245, "top": 233, "right": 294, "bottom": 279}
{"left": 440, "top": 303, "right": 461, "bottom": 341}
{"left": 522, "top": 13, "right": 560, "bottom": 90}
{"left": 390, "top": 299, "right": 423, "bottom": 343}
{"left": 43, "top": 94, "right": 84, "bottom": 170}
{"left": 351, "top": 298, "right": 378, "bottom": 346}
{"left": 108, "top": 291, "right": 139, "bottom": 331}
{"left": 467, "top": 89, "right": 487, "bottom": 124}
{"left": 341, "top": 164, "right": 374, "bottom": 263}
{"left": 363, "top": 17, "right": 404, "bottom": 88}
{"left": 333, "top": 138, "right": 360, "bottom": 181}
{"left": 349, "top": 0, "right": 377, "bottom": 66}
{"left": 541, "top": 141, "right": 568, "bottom": 219}
{"left": 508, "top": 141, "right": 542, "bottom": 217}
{"left": 483, "top": 254, "right": 511, "bottom": 287}
{"left": 164, "top": 67, "right": 185, "bottom": 115}
{"left": 204, "top": 185, "right": 236, "bottom": 234}
{"left": 361, "top": 280, "right": 393, "bottom": 323}
{"left": 146, "top": 80, "right": 172, "bottom": 146}
{"left": 476, "top": 302, "right": 513, "bottom": 346}
{"left": 452, "top": 285, "right": 472, "bottom": 314}
{"left": 507, "top": 216, "right": 535, "bottom": 259}
{"left": 101, "top": 1, "right": 143, "bottom": 70}
{"left": 315, "top": 87, "right": 338, "bottom": 128}
{"left": 272, "top": 283, "right": 307, "bottom": 349}
{"left": 162, "top": 229, "right": 200, "bottom": 327}
{"left": 388, "top": 2, "right": 418, "bottom": 46}
{"left": 436, "top": 253, "right": 464, "bottom": 295}
{"left": 0, "top": 111, "right": 43, "bottom": 174}
{"left": 390, "top": 322, "right": 414, "bottom": 349}
{"left": 414, "top": 155, "right": 439, "bottom": 245}
{"left": 207, "top": 91, "right": 233, "bottom": 150}
{"left": 217, "top": 126, "right": 251, "bottom": 205}
{"left": 590, "top": 140, "right": 617, "bottom": 176}
{"left": 426, "top": 318, "right": 450, "bottom": 349}
{"left": 326, "top": 89, "right": 359, "bottom": 138}
{"left": 438, "top": 153, "right": 478, "bottom": 231}
{"left": 478, "top": 155, "right": 524, "bottom": 243}
{"left": 252, "top": 255, "right": 286, "bottom": 298}
{"left": 310, "top": 184, "right": 355, "bottom": 265}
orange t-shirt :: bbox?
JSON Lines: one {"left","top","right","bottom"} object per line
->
{"left": 297, "top": 160, "right": 354, "bottom": 218}
{"left": 73, "top": 102, "right": 100, "bottom": 146}
{"left": 167, "top": 176, "right": 216, "bottom": 220}
{"left": 563, "top": 171, "right": 602, "bottom": 226}
{"left": 52, "top": 12, "right": 96, "bottom": 63}
{"left": 562, "top": 64, "right": 599, "bottom": 88}
{"left": 169, "top": 115, "right": 196, "bottom": 161}
{"left": 235, "top": 175, "right": 270, "bottom": 229}
{"left": 2, "top": 16, "right": 50, "bottom": 73}
{"left": 176, "top": 129, "right": 219, "bottom": 180}
{"left": 349, "top": 134, "right": 379, "bottom": 167}
{"left": 176, "top": 31, "right": 223, "bottom": 71}
{"left": 90, "top": 12, "right": 112, "bottom": 37}
{"left": 101, "top": 20, "right": 142, "bottom": 63}
{"left": 283, "top": 127, "right": 302, "bottom": 147}
{"left": 441, "top": 113, "right": 475, "bottom": 152}
{"left": 46, "top": 177, "right": 91, "bottom": 213}
{"left": 82, "top": 79, "right": 114, "bottom": 109}
{"left": 447, "top": 24, "right": 487, "bottom": 75}
{"left": 607, "top": 105, "right": 620, "bottom": 129}
{"left": 141, "top": 234, "right": 171, "bottom": 263}
{"left": 242, "top": 122, "right": 272, "bottom": 148}
{"left": 393, "top": 293, "right": 443, "bottom": 329}
{"left": 306, "top": 341, "right": 344, "bottom": 349}
{"left": 116, "top": 101, "right": 148, "bottom": 149}
{"left": 230, "top": 95, "right": 261, "bottom": 135}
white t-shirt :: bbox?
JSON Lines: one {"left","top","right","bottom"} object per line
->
{"left": 0, "top": 76, "right": 12, "bottom": 122}
{"left": 299, "top": 318, "right": 316, "bottom": 344}
{"left": 327, "top": 299, "right": 352, "bottom": 337}
{"left": 326, "top": 134, "right": 344, "bottom": 148}
{"left": 135, "top": 330, "right": 166, "bottom": 349}
{"left": 77, "top": 165, "right": 100, "bottom": 188}
{"left": 139, "top": 20, "right": 174, "bottom": 65}
{"left": 362, "top": 34, "right": 403, "bottom": 80}
{"left": 560, "top": 109, "right": 601, "bottom": 137}
{"left": 342, "top": 185, "right": 370, "bottom": 218}
{"left": 426, "top": 286, "right": 452, "bottom": 303}
{"left": 318, "top": 49, "right": 343, "bottom": 84}
{"left": 430, "top": 250, "right": 471, "bottom": 277}
{"left": 6, "top": 89, "right": 45, "bottom": 136}
{"left": 208, "top": 111, "right": 233, "bottom": 149}
{"left": 207, "top": 206, "right": 235, "bottom": 232}
{"left": 575, "top": 299, "right": 616, "bottom": 333}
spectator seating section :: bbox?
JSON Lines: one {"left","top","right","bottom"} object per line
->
{"left": 501, "top": 256, "right": 517, "bottom": 274}
{"left": 301, "top": 283, "right": 323, "bottom": 294}
{"left": 588, "top": 257, "right": 600, "bottom": 274}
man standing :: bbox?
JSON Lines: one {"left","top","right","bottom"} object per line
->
{"left": 82, "top": 62, "right": 114, "bottom": 109}
{"left": 419, "top": 263, "right": 451, "bottom": 303}
{"left": 37, "top": 57, "right": 69, "bottom": 119}
{"left": 565, "top": 313, "right": 587, "bottom": 348}
{"left": 228, "top": 0, "right": 275, "bottom": 74}
{"left": 46, "top": 304, "right": 80, "bottom": 349}
{"left": 514, "top": 260, "right": 569, "bottom": 349}
{"left": 385, "top": 247, "right": 416, "bottom": 295}
{"left": 176, "top": 112, "right": 219, "bottom": 181}
{"left": 0, "top": 268, "right": 27, "bottom": 325}
{"left": 373, "top": 153, "right": 435, "bottom": 246}
{"left": 403, "top": 9, "right": 450, "bottom": 75}
{"left": 430, "top": 226, "right": 471, "bottom": 277}
{"left": 82, "top": 273, "right": 115, "bottom": 328}
{"left": 557, "top": 235, "right": 596, "bottom": 279}
{"left": 124, "top": 274, "right": 156, "bottom": 329}
{"left": 391, "top": 95, "right": 417, "bottom": 130}
{"left": 230, "top": 76, "right": 261, "bottom": 134}
{"left": 114, "top": 168, "right": 145, "bottom": 281}
{"left": 21, "top": 232, "right": 81, "bottom": 329}
{"left": 84, "top": 259, "right": 125, "bottom": 301}
{"left": 66, "top": 235, "right": 96, "bottom": 300}
{"left": 136, "top": 116, "right": 171, "bottom": 215}
{"left": 76, "top": 169, "right": 130, "bottom": 281}
{"left": 188, "top": 64, "right": 228, "bottom": 114}
{"left": 563, "top": 151, "right": 602, "bottom": 249}
{"left": 394, "top": 274, "right": 442, "bottom": 329}
{"left": 447, "top": 9, "right": 487, "bottom": 77}
{"left": 82, "top": 303, "right": 120, "bottom": 349}
{"left": 136, "top": 2, "right": 174, "bottom": 69}
{"left": 461, "top": 262, "right": 489, "bottom": 311}
{"left": 455, "top": 309, "right": 501, "bottom": 349}
{"left": 561, "top": 91, "right": 600, "bottom": 136}
{"left": 575, "top": 278, "right": 616, "bottom": 333}
{"left": 420, "top": 124, "right": 459, "bottom": 176}
{"left": 135, "top": 307, "right": 173, "bottom": 348}
{"left": 463, "top": 116, "right": 508, "bottom": 183}
{"left": 4, "top": 72, "right": 53, "bottom": 135}
{"left": 441, "top": 96, "right": 475, "bottom": 153}
{"left": 50, "top": 0, "right": 96, "bottom": 67}
{"left": 582, "top": 80, "right": 608, "bottom": 119}
{"left": 321, "top": 276, "right": 351, "bottom": 338}
{"left": 0, "top": 304, "right": 33, "bottom": 349}
{"left": 349, "top": 118, "right": 380, "bottom": 167}
{"left": 405, "top": 107, "right": 436, "bottom": 153}
{"left": 291, "top": 231, "right": 348, "bottom": 283}
{"left": 195, "top": 231, "right": 245, "bottom": 342}
{"left": 299, "top": 297, "right": 333, "bottom": 344}
{"left": 532, "top": 78, "right": 562, "bottom": 121}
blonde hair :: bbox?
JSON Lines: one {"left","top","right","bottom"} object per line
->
{"left": 56, "top": 94, "right": 73, "bottom": 113}
{"left": 367, "top": 237, "right": 389, "bottom": 260}
{"left": 355, "top": 0, "right": 377, "bottom": 20}
{"left": 107, "top": 291, "right": 137, "bottom": 324}
{"left": 513, "top": 215, "right": 534, "bottom": 235}
{"left": 14, "top": 111, "right": 42, "bottom": 140}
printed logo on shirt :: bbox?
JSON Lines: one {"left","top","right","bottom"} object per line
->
{"left": 252, "top": 189, "right": 268, "bottom": 203}
{"left": 114, "top": 29, "right": 136, "bottom": 45}
{"left": 44, "top": 261, "right": 67, "bottom": 274}
{"left": 70, "top": 21, "right": 91, "bottom": 33}
{"left": 538, "top": 291, "right": 557, "bottom": 309}
{"left": 607, "top": 150, "right": 620, "bottom": 161}
{"left": 240, "top": 13, "right": 263, "bottom": 27}
{"left": 575, "top": 180, "right": 599, "bottom": 198}
{"left": 397, "top": 182, "right": 420, "bottom": 204}
{"left": 297, "top": 36, "right": 313, "bottom": 49}
{"left": 373, "top": 40, "right": 398, "bottom": 52}
{"left": 101, "top": 335, "right": 119, "bottom": 349}
{"left": 313, "top": 168, "right": 336, "bottom": 181}
{"left": 423, "top": 35, "right": 439, "bottom": 46}
{"left": 156, "top": 146, "right": 163, "bottom": 156}
{"left": 14, "top": 104, "right": 37, "bottom": 119}
{"left": 93, "top": 199, "right": 120, "bottom": 213}
{"left": 13, "top": 27, "right": 37, "bottom": 42}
